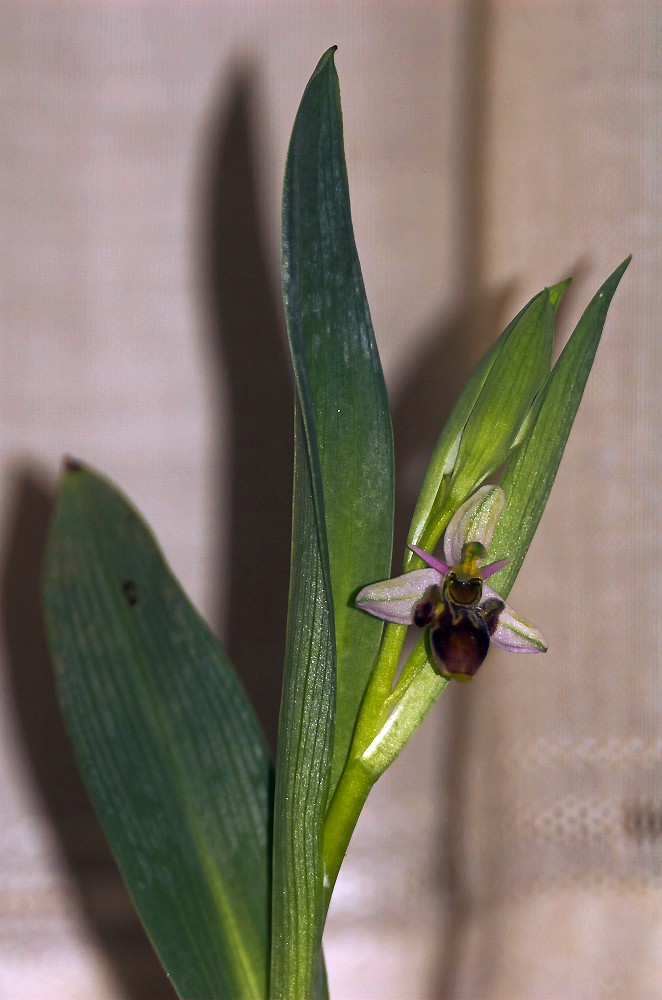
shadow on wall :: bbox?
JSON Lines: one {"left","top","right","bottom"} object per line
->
{"left": 2, "top": 8, "right": 507, "bottom": 995}
{"left": 0, "top": 66, "right": 292, "bottom": 1000}
{"left": 406, "top": 3, "right": 508, "bottom": 995}
{"left": 197, "top": 65, "right": 292, "bottom": 756}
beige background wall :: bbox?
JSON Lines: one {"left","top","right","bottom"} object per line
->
{"left": 1, "top": 3, "right": 660, "bottom": 998}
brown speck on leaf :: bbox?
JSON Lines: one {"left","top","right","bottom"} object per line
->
{"left": 122, "top": 580, "right": 139, "bottom": 608}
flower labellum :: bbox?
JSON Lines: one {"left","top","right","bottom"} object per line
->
{"left": 355, "top": 486, "right": 547, "bottom": 681}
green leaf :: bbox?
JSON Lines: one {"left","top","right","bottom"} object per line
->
{"left": 488, "top": 257, "right": 631, "bottom": 598}
{"left": 281, "top": 49, "right": 394, "bottom": 797}
{"left": 448, "top": 290, "right": 554, "bottom": 505}
{"left": 42, "top": 464, "right": 272, "bottom": 1000}
{"left": 406, "top": 280, "right": 570, "bottom": 564}
{"left": 272, "top": 45, "right": 394, "bottom": 996}
{"left": 270, "top": 408, "right": 335, "bottom": 999}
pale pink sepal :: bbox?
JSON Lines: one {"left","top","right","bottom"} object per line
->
{"left": 355, "top": 567, "right": 441, "bottom": 625}
{"left": 483, "top": 584, "right": 548, "bottom": 652}
{"left": 444, "top": 485, "right": 506, "bottom": 565}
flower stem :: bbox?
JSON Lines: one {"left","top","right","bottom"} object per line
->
{"left": 322, "top": 755, "right": 374, "bottom": 906}
{"left": 388, "top": 636, "right": 428, "bottom": 705}
{"left": 321, "top": 622, "right": 404, "bottom": 904}
{"left": 322, "top": 626, "right": 449, "bottom": 906}
{"left": 353, "top": 622, "right": 407, "bottom": 733}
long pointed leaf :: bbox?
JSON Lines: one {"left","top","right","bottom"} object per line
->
{"left": 489, "top": 257, "right": 631, "bottom": 597}
{"left": 282, "top": 48, "right": 394, "bottom": 795}
{"left": 43, "top": 464, "right": 272, "bottom": 1000}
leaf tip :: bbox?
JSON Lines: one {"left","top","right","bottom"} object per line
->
{"left": 548, "top": 276, "right": 572, "bottom": 312}
{"left": 598, "top": 255, "right": 632, "bottom": 300}
{"left": 610, "top": 254, "right": 632, "bottom": 282}
{"left": 63, "top": 455, "right": 85, "bottom": 474}
{"left": 312, "top": 46, "right": 338, "bottom": 77}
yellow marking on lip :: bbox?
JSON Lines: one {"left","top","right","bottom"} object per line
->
{"left": 456, "top": 540, "right": 488, "bottom": 580}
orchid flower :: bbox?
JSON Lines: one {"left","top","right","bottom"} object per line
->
{"left": 355, "top": 485, "right": 547, "bottom": 680}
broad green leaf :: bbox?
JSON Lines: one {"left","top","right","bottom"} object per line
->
{"left": 406, "top": 280, "right": 571, "bottom": 564}
{"left": 488, "top": 257, "right": 631, "bottom": 598}
{"left": 270, "top": 408, "right": 334, "bottom": 999}
{"left": 43, "top": 464, "right": 271, "bottom": 1000}
{"left": 282, "top": 47, "right": 394, "bottom": 796}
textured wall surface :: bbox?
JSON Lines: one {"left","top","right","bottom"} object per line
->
{"left": 1, "top": 3, "right": 660, "bottom": 998}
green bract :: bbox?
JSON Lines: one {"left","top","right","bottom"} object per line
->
{"left": 41, "top": 47, "right": 629, "bottom": 1000}
{"left": 405, "top": 279, "right": 571, "bottom": 565}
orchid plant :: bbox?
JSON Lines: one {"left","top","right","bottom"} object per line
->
{"left": 42, "top": 49, "right": 629, "bottom": 1000}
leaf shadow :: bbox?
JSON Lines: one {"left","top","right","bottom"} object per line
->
{"left": 196, "top": 63, "right": 292, "bottom": 756}
{"left": 392, "top": 2, "right": 512, "bottom": 994}
{"left": 0, "top": 61, "right": 290, "bottom": 998}
{"left": 0, "top": 468, "right": 175, "bottom": 999}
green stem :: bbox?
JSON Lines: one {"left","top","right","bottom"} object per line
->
{"left": 322, "top": 628, "right": 448, "bottom": 906}
{"left": 388, "top": 637, "right": 428, "bottom": 705}
{"left": 355, "top": 622, "right": 407, "bottom": 733}
{"left": 322, "top": 496, "right": 458, "bottom": 910}
{"left": 417, "top": 499, "right": 458, "bottom": 556}
{"left": 322, "top": 755, "right": 374, "bottom": 906}
{"left": 361, "top": 665, "right": 448, "bottom": 776}
{"left": 321, "top": 622, "right": 404, "bottom": 904}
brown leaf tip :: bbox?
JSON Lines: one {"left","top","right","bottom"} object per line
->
{"left": 63, "top": 455, "right": 84, "bottom": 473}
